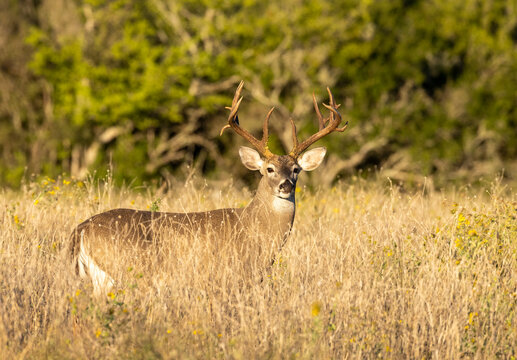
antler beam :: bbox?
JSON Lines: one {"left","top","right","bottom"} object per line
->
{"left": 220, "top": 81, "right": 274, "bottom": 159}
{"left": 289, "top": 88, "right": 348, "bottom": 158}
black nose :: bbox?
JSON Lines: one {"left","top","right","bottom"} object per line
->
{"left": 279, "top": 180, "right": 293, "bottom": 193}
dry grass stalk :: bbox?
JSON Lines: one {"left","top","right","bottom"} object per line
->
{"left": 0, "top": 174, "right": 515, "bottom": 359}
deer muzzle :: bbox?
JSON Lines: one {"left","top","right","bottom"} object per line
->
{"left": 279, "top": 179, "right": 294, "bottom": 195}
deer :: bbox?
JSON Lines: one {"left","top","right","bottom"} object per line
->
{"left": 68, "top": 81, "right": 347, "bottom": 296}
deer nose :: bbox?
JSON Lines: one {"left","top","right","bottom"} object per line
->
{"left": 279, "top": 179, "right": 294, "bottom": 194}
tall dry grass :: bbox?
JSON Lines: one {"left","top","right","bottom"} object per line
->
{"left": 0, "top": 174, "right": 516, "bottom": 359}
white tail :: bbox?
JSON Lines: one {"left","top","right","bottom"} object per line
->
{"left": 69, "top": 81, "right": 347, "bottom": 296}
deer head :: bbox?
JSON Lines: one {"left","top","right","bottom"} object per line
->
{"left": 221, "top": 81, "right": 347, "bottom": 203}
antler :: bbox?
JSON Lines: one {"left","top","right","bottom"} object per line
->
{"left": 220, "top": 81, "right": 275, "bottom": 159}
{"left": 289, "top": 87, "right": 348, "bottom": 158}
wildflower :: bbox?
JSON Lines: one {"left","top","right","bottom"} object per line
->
{"left": 311, "top": 301, "right": 321, "bottom": 317}
{"left": 167, "top": 329, "right": 172, "bottom": 334}
{"left": 95, "top": 329, "right": 102, "bottom": 338}
{"left": 34, "top": 199, "right": 39, "bottom": 205}
{"left": 468, "top": 312, "right": 478, "bottom": 325}
{"left": 457, "top": 213, "right": 469, "bottom": 227}
{"left": 107, "top": 292, "right": 115, "bottom": 300}
{"left": 63, "top": 179, "right": 71, "bottom": 185}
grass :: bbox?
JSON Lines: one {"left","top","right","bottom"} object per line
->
{"left": 0, "top": 173, "right": 516, "bottom": 359}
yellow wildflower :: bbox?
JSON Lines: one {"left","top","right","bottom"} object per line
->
{"left": 311, "top": 301, "right": 321, "bottom": 317}
{"left": 468, "top": 312, "right": 478, "bottom": 324}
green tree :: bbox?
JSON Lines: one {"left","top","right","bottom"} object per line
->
{"left": 1, "top": 0, "right": 516, "bottom": 187}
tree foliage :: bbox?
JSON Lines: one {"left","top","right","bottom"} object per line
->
{"left": 1, "top": 0, "right": 516, "bottom": 187}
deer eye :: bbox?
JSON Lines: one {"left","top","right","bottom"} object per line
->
{"left": 293, "top": 167, "right": 301, "bottom": 174}
{"left": 267, "top": 167, "right": 275, "bottom": 174}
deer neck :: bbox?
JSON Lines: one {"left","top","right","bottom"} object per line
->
{"left": 242, "top": 177, "right": 296, "bottom": 238}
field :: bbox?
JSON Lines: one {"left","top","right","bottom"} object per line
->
{"left": 1, "top": 174, "right": 516, "bottom": 359}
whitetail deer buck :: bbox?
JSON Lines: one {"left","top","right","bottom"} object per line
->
{"left": 69, "top": 81, "right": 347, "bottom": 296}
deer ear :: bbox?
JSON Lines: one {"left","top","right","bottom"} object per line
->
{"left": 298, "top": 147, "right": 326, "bottom": 171}
{"left": 239, "top": 146, "right": 263, "bottom": 171}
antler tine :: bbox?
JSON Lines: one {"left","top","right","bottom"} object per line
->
{"left": 325, "top": 87, "right": 335, "bottom": 127}
{"left": 220, "top": 81, "right": 274, "bottom": 158}
{"left": 289, "top": 118, "right": 299, "bottom": 149}
{"left": 262, "top": 107, "right": 275, "bottom": 145}
{"left": 323, "top": 103, "right": 348, "bottom": 132}
{"left": 312, "top": 93, "right": 326, "bottom": 131}
{"left": 220, "top": 81, "right": 244, "bottom": 136}
{"left": 289, "top": 88, "right": 347, "bottom": 158}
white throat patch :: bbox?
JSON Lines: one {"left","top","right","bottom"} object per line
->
{"left": 272, "top": 196, "right": 295, "bottom": 213}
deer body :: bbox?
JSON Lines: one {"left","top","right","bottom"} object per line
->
{"left": 69, "top": 82, "right": 346, "bottom": 296}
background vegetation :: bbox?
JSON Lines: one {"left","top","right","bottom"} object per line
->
{"left": 1, "top": 0, "right": 517, "bottom": 187}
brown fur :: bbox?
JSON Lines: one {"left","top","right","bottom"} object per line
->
{"left": 68, "top": 146, "right": 327, "bottom": 294}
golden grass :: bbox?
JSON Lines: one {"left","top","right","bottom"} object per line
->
{"left": 0, "top": 174, "right": 516, "bottom": 359}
